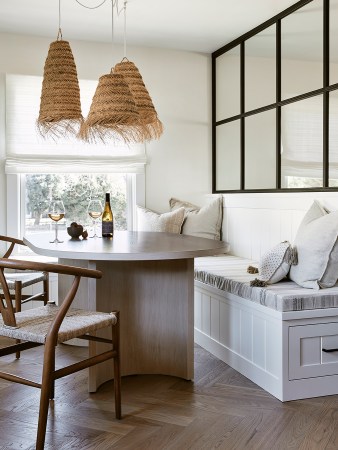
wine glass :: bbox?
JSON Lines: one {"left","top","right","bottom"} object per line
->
{"left": 48, "top": 199, "right": 65, "bottom": 243}
{"left": 87, "top": 199, "right": 103, "bottom": 238}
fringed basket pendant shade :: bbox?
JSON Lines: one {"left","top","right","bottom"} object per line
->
{"left": 114, "top": 59, "right": 163, "bottom": 140}
{"left": 37, "top": 39, "right": 83, "bottom": 139}
{"left": 79, "top": 71, "right": 144, "bottom": 144}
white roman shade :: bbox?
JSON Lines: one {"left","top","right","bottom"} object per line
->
{"left": 281, "top": 97, "right": 323, "bottom": 180}
{"left": 281, "top": 95, "right": 338, "bottom": 179}
{"left": 5, "top": 74, "right": 147, "bottom": 174}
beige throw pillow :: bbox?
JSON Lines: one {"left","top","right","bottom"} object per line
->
{"left": 136, "top": 206, "right": 185, "bottom": 233}
{"left": 289, "top": 201, "right": 338, "bottom": 289}
{"left": 169, "top": 196, "right": 223, "bottom": 241}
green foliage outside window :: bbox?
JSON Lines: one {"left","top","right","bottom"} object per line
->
{"left": 25, "top": 173, "right": 127, "bottom": 232}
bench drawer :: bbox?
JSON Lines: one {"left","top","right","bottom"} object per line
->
{"left": 289, "top": 322, "right": 338, "bottom": 380}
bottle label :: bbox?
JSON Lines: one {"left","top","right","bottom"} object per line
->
{"left": 102, "top": 221, "right": 114, "bottom": 235}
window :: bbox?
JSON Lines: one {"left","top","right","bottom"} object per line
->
{"left": 24, "top": 173, "right": 128, "bottom": 235}
{"left": 213, "top": 0, "right": 338, "bottom": 193}
{"left": 4, "top": 74, "right": 146, "bottom": 245}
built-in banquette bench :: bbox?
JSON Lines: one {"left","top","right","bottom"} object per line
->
{"left": 194, "top": 193, "right": 338, "bottom": 402}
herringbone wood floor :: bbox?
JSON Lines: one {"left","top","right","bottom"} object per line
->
{"left": 0, "top": 339, "right": 337, "bottom": 450}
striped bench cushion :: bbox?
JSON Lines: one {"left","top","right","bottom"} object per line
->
{"left": 194, "top": 255, "right": 338, "bottom": 312}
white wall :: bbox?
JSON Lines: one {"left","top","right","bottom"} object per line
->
{"left": 0, "top": 32, "right": 211, "bottom": 236}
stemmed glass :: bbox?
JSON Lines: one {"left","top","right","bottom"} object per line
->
{"left": 48, "top": 199, "right": 65, "bottom": 243}
{"left": 87, "top": 199, "right": 103, "bottom": 238}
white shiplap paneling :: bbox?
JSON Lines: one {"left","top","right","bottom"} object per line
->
{"left": 222, "top": 192, "right": 338, "bottom": 260}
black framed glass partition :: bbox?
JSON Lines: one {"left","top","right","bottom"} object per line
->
{"left": 212, "top": 0, "right": 338, "bottom": 193}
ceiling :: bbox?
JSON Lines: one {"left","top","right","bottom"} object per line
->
{"left": 0, "top": 0, "right": 298, "bottom": 53}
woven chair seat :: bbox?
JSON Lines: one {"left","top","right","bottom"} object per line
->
{"left": 3, "top": 272, "right": 47, "bottom": 289}
{"left": 0, "top": 304, "right": 117, "bottom": 344}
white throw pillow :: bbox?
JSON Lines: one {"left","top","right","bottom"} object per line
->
{"left": 289, "top": 201, "right": 338, "bottom": 289}
{"left": 136, "top": 206, "right": 185, "bottom": 234}
{"left": 169, "top": 196, "right": 223, "bottom": 241}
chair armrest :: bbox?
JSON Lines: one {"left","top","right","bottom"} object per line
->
{"left": 0, "top": 235, "right": 25, "bottom": 247}
{"left": 0, "top": 258, "right": 102, "bottom": 279}
{"left": 0, "top": 235, "right": 26, "bottom": 258}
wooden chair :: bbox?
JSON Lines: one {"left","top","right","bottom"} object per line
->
{"left": 0, "top": 235, "right": 49, "bottom": 314}
{"left": 0, "top": 257, "right": 121, "bottom": 450}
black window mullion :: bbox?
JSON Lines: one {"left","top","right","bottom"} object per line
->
{"left": 212, "top": 55, "right": 217, "bottom": 193}
{"left": 323, "top": 0, "right": 330, "bottom": 187}
{"left": 240, "top": 41, "right": 245, "bottom": 190}
{"left": 276, "top": 20, "right": 282, "bottom": 189}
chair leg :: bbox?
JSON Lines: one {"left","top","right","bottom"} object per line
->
{"left": 43, "top": 272, "right": 49, "bottom": 305}
{"left": 49, "top": 349, "right": 55, "bottom": 400}
{"left": 113, "top": 356, "right": 121, "bottom": 419}
{"left": 36, "top": 344, "right": 55, "bottom": 450}
{"left": 112, "top": 312, "right": 121, "bottom": 419}
{"left": 14, "top": 281, "right": 22, "bottom": 359}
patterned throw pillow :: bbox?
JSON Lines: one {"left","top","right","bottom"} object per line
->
{"left": 250, "top": 241, "right": 297, "bottom": 287}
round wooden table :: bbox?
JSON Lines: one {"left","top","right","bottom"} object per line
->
{"left": 24, "top": 231, "right": 228, "bottom": 390}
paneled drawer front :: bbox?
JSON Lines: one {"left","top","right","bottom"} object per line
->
{"left": 289, "top": 322, "right": 338, "bottom": 380}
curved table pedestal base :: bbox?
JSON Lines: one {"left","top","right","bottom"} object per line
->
{"left": 59, "top": 258, "right": 194, "bottom": 392}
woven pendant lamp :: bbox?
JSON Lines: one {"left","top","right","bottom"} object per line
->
{"left": 114, "top": 58, "right": 163, "bottom": 140}
{"left": 37, "top": 38, "right": 83, "bottom": 139}
{"left": 79, "top": 71, "right": 144, "bottom": 144}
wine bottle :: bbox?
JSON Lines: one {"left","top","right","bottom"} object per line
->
{"left": 102, "top": 193, "right": 114, "bottom": 237}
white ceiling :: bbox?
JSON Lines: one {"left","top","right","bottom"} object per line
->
{"left": 0, "top": 0, "right": 298, "bottom": 53}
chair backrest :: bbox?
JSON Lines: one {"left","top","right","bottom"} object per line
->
{"left": 0, "top": 258, "right": 102, "bottom": 336}
{"left": 0, "top": 236, "right": 28, "bottom": 326}
{"left": 0, "top": 235, "right": 26, "bottom": 258}
{"left": 0, "top": 267, "right": 17, "bottom": 327}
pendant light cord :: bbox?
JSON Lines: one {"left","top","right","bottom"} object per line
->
{"left": 111, "top": 0, "right": 114, "bottom": 62}
{"left": 57, "top": 0, "right": 62, "bottom": 40}
{"left": 123, "top": 0, "right": 127, "bottom": 58}
{"left": 75, "top": 0, "right": 127, "bottom": 57}
{"left": 111, "top": 0, "right": 127, "bottom": 61}
{"left": 75, "top": 0, "right": 108, "bottom": 9}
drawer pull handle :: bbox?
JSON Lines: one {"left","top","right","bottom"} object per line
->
{"left": 322, "top": 348, "right": 338, "bottom": 353}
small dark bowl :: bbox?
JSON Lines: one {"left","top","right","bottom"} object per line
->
{"left": 67, "top": 225, "right": 84, "bottom": 239}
